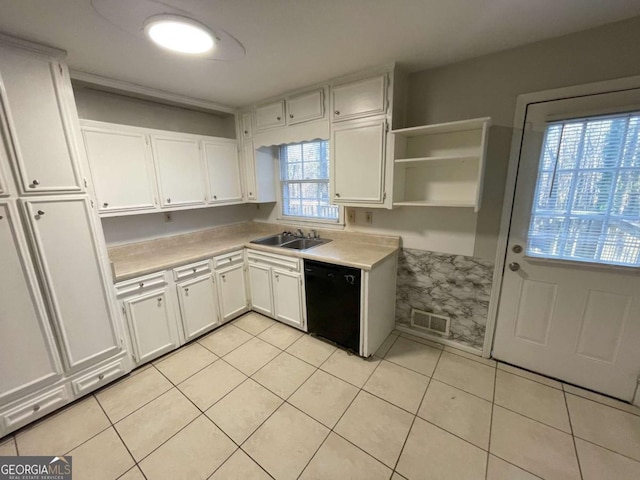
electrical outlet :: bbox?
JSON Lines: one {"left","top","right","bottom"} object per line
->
{"left": 347, "top": 209, "right": 356, "bottom": 224}
{"left": 164, "top": 213, "right": 173, "bottom": 222}
{"left": 365, "top": 211, "right": 373, "bottom": 224}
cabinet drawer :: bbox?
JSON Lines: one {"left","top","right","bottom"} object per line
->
{"left": 247, "top": 249, "right": 300, "bottom": 271}
{"left": 173, "top": 259, "right": 212, "bottom": 281}
{"left": 71, "top": 357, "right": 127, "bottom": 396}
{"left": 1, "top": 384, "right": 71, "bottom": 433}
{"left": 213, "top": 250, "right": 244, "bottom": 268}
{"left": 115, "top": 271, "right": 167, "bottom": 297}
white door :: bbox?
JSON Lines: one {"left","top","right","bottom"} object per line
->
{"left": 124, "top": 289, "right": 177, "bottom": 364}
{"left": 493, "top": 89, "right": 640, "bottom": 401}
{"left": 177, "top": 274, "right": 220, "bottom": 341}
{"left": 331, "top": 118, "right": 386, "bottom": 204}
{"left": 272, "top": 269, "right": 304, "bottom": 329}
{"left": 0, "top": 45, "right": 83, "bottom": 194}
{"left": 152, "top": 135, "right": 206, "bottom": 207}
{"left": 248, "top": 263, "right": 273, "bottom": 317}
{"left": 204, "top": 140, "right": 243, "bottom": 204}
{"left": 82, "top": 127, "right": 157, "bottom": 213}
{"left": 22, "top": 196, "right": 120, "bottom": 372}
{"left": 0, "top": 201, "right": 62, "bottom": 403}
{"left": 216, "top": 263, "right": 249, "bottom": 322}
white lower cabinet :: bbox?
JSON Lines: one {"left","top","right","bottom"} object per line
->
{"left": 177, "top": 274, "right": 220, "bottom": 341}
{"left": 272, "top": 268, "right": 305, "bottom": 329}
{"left": 247, "top": 250, "right": 306, "bottom": 330}
{"left": 216, "top": 262, "right": 250, "bottom": 322}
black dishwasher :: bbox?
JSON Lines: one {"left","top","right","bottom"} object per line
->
{"left": 304, "top": 259, "right": 361, "bottom": 353}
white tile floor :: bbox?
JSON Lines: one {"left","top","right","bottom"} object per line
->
{"left": 2, "top": 312, "right": 640, "bottom": 480}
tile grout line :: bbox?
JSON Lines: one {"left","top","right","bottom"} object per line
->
{"left": 564, "top": 386, "right": 585, "bottom": 480}
{"left": 485, "top": 359, "right": 498, "bottom": 480}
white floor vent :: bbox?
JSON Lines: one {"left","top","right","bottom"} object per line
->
{"left": 410, "top": 309, "right": 451, "bottom": 337}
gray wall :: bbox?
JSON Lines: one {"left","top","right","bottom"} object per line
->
{"left": 73, "top": 86, "right": 236, "bottom": 138}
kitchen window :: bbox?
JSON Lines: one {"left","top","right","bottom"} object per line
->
{"left": 527, "top": 112, "right": 640, "bottom": 267}
{"left": 279, "top": 140, "right": 340, "bottom": 222}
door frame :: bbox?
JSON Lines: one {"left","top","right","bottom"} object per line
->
{"left": 484, "top": 75, "right": 640, "bottom": 380}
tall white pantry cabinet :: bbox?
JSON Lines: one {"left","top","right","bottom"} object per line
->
{"left": 0, "top": 36, "right": 130, "bottom": 437}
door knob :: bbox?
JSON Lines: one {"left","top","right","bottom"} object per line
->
{"left": 508, "top": 262, "right": 521, "bottom": 272}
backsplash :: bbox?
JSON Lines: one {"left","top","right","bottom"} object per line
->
{"left": 396, "top": 248, "right": 494, "bottom": 350}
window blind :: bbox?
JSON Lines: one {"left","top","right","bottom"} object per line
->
{"left": 526, "top": 112, "right": 640, "bottom": 267}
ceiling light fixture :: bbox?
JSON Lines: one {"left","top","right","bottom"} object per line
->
{"left": 144, "top": 14, "right": 215, "bottom": 54}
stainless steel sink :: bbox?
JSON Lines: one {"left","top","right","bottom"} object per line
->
{"left": 278, "top": 238, "right": 331, "bottom": 250}
{"left": 250, "top": 233, "right": 331, "bottom": 250}
{"left": 250, "top": 233, "right": 296, "bottom": 246}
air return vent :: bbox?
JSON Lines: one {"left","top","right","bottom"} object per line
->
{"left": 410, "top": 308, "right": 451, "bottom": 337}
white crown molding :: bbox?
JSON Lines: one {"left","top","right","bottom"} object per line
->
{"left": 0, "top": 32, "right": 66, "bottom": 58}
{"left": 70, "top": 69, "right": 237, "bottom": 115}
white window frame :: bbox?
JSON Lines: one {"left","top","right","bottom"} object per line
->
{"left": 276, "top": 140, "right": 344, "bottom": 227}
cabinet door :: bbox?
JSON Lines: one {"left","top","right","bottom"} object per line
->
{"left": 272, "top": 269, "right": 304, "bottom": 329}
{"left": 22, "top": 196, "right": 120, "bottom": 372}
{"left": 177, "top": 274, "right": 220, "bottom": 341}
{"left": 82, "top": 127, "right": 157, "bottom": 213}
{"left": 216, "top": 263, "right": 249, "bottom": 322}
{"left": 124, "top": 289, "right": 177, "bottom": 364}
{"left": 0, "top": 46, "right": 83, "bottom": 193}
{"left": 241, "top": 112, "right": 253, "bottom": 139}
{"left": 243, "top": 141, "right": 258, "bottom": 201}
{"left": 248, "top": 263, "right": 273, "bottom": 317}
{"left": 332, "top": 118, "right": 386, "bottom": 204}
{"left": 0, "top": 201, "right": 62, "bottom": 403}
{"left": 152, "top": 135, "right": 206, "bottom": 207}
{"left": 331, "top": 75, "right": 387, "bottom": 122}
{"left": 204, "top": 140, "right": 243, "bottom": 204}
{"left": 287, "top": 90, "right": 324, "bottom": 125}
{"left": 255, "top": 101, "right": 285, "bottom": 130}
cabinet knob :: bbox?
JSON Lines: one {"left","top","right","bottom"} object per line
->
{"left": 222, "top": 275, "right": 226, "bottom": 281}
{"left": 32, "top": 180, "right": 40, "bottom": 186}
{"left": 157, "top": 297, "right": 163, "bottom": 303}
{"left": 103, "top": 202, "right": 109, "bottom": 208}
{"left": 244, "top": 130, "right": 248, "bottom": 134}
{"left": 508, "top": 262, "right": 521, "bottom": 272}
{"left": 289, "top": 114, "right": 294, "bottom": 119}
{"left": 213, "top": 195, "right": 217, "bottom": 200}
{"left": 36, "top": 210, "right": 45, "bottom": 216}
{"left": 275, "top": 274, "right": 279, "bottom": 280}
{"left": 276, "top": 116, "right": 281, "bottom": 121}
{"left": 192, "top": 268, "right": 197, "bottom": 273}
{"left": 33, "top": 404, "right": 40, "bottom": 412}
{"left": 166, "top": 198, "right": 171, "bottom": 203}
{"left": 249, "top": 192, "right": 253, "bottom": 196}
{"left": 185, "top": 288, "right": 189, "bottom": 294}
{"left": 139, "top": 282, "right": 144, "bottom": 288}
{"left": 0, "top": 215, "right": 3, "bottom": 220}
{"left": 334, "top": 110, "right": 340, "bottom": 115}
{"left": 335, "top": 193, "right": 340, "bottom": 198}
{"left": 98, "top": 373, "right": 105, "bottom": 380}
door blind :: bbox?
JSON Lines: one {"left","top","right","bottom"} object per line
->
{"left": 526, "top": 112, "right": 640, "bottom": 267}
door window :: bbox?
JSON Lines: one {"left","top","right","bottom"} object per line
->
{"left": 527, "top": 112, "right": 640, "bottom": 267}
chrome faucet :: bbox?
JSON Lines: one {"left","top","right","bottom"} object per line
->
{"left": 296, "top": 228, "right": 304, "bottom": 238}
{"left": 310, "top": 229, "right": 319, "bottom": 239}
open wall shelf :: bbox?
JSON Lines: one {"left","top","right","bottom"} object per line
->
{"left": 391, "top": 117, "right": 491, "bottom": 211}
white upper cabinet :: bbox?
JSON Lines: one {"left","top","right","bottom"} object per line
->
{"left": 242, "top": 141, "right": 276, "bottom": 203}
{"left": 286, "top": 89, "right": 324, "bottom": 125}
{"left": 0, "top": 45, "right": 83, "bottom": 194}
{"left": 331, "top": 117, "right": 387, "bottom": 204}
{"left": 331, "top": 75, "right": 387, "bottom": 122}
{"left": 241, "top": 112, "right": 253, "bottom": 139}
{"left": 152, "top": 135, "right": 206, "bottom": 207}
{"left": 255, "top": 101, "right": 285, "bottom": 130}
{"left": 22, "top": 196, "right": 120, "bottom": 372}
{"left": 0, "top": 201, "right": 62, "bottom": 403}
{"left": 82, "top": 125, "right": 157, "bottom": 213}
{"left": 203, "top": 139, "right": 243, "bottom": 204}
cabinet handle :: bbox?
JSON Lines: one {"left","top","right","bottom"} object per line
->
{"left": 33, "top": 404, "right": 40, "bottom": 412}
{"left": 157, "top": 297, "right": 163, "bottom": 303}
{"left": 139, "top": 282, "right": 144, "bottom": 288}
{"left": 222, "top": 275, "right": 226, "bottom": 281}
{"left": 289, "top": 114, "right": 294, "bottom": 119}
{"left": 31, "top": 179, "right": 40, "bottom": 187}
{"left": 334, "top": 110, "right": 340, "bottom": 115}
{"left": 335, "top": 193, "right": 340, "bottom": 198}
{"left": 213, "top": 195, "right": 217, "bottom": 200}
{"left": 276, "top": 116, "right": 281, "bottom": 121}
{"left": 166, "top": 198, "right": 171, "bottom": 203}
{"left": 185, "top": 288, "right": 189, "bottom": 294}
{"left": 103, "top": 202, "right": 109, "bottom": 208}
{"left": 192, "top": 268, "right": 197, "bottom": 273}
{"left": 36, "top": 210, "right": 45, "bottom": 216}
{"left": 249, "top": 192, "right": 253, "bottom": 196}
{"left": 244, "top": 130, "right": 248, "bottom": 134}
{"left": 98, "top": 373, "right": 105, "bottom": 380}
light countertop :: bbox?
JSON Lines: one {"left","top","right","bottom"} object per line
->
{"left": 108, "top": 223, "right": 400, "bottom": 282}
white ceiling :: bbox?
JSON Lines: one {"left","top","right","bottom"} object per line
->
{"left": 0, "top": 0, "right": 639, "bottom": 108}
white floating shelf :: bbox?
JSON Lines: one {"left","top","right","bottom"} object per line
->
{"left": 394, "top": 155, "right": 478, "bottom": 164}
{"left": 391, "top": 117, "right": 491, "bottom": 137}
